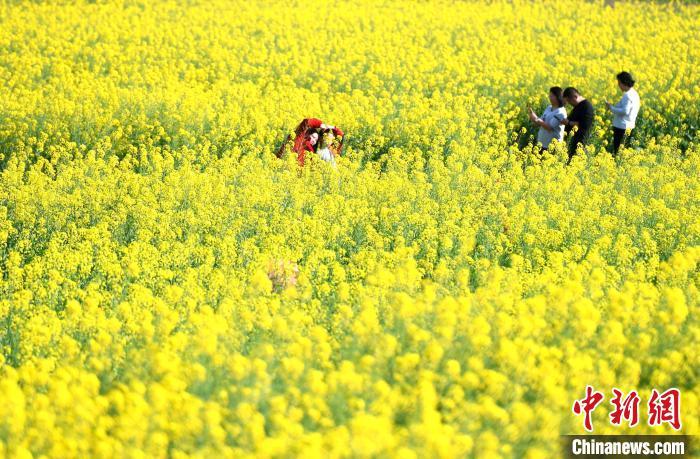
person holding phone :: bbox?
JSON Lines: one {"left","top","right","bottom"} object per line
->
{"left": 605, "top": 71, "right": 640, "bottom": 156}
{"left": 528, "top": 86, "right": 567, "bottom": 153}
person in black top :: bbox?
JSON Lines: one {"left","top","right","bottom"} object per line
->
{"left": 560, "top": 87, "right": 595, "bottom": 164}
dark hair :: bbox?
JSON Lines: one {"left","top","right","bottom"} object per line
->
{"left": 563, "top": 87, "right": 580, "bottom": 99}
{"left": 549, "top": 86, "right": 564, "bottom": 107}
{"left": 616, "top": 71, "right": 635, "bottom": 87}
{"left": 305, "top": 128, "right": 319, "bottom": 152}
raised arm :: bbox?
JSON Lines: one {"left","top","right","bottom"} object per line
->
{"left": 306, "top": 118, "right": 342, "bottom": 135}
{"left": 609, "top": 94, "right": 632, "bottom": 116}
{"left": 533, "top": 109, "right": 563, "bottom": 133}
{"left": 534, "top": 117, "right": 554, "bottom": 132}
{"left": 306, "top": 118, "right": 323, "bottom": 128}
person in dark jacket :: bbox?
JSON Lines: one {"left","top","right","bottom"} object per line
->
{"left": 560, "top": 87, "right": 595, "bottom": 164}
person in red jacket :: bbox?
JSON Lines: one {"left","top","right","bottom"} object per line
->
{"left": 296, "top": 128, "right": 318, "bottom": 166}
{"left": 284, "top": 118, "right": 344, "bottom": 166}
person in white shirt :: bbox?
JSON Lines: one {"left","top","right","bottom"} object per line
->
{"left": 528, "top": 86, "right": 567, "bottom": 153}
{"left": 316, "top": 128, "right": 339, "bottom": 167}
{"left": 606, "top": 71, "right": 640, "bottom": 156}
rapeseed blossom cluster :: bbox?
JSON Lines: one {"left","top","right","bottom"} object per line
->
{"left": 0, "top": 0, "right": 698, "bottom": 457}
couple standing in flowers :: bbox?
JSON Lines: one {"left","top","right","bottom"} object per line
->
{"left": 277, "top": 118, "right": 345, "bottom": 167}
{"left": 528, "top": 71, "right": 640, "bottom": 164}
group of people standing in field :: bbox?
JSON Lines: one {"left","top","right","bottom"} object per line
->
{"left": 281, "top": 72, "right": 641, "bottom": 168}
{"left": 528, "top": 71, "right": 641, "bottom": 164}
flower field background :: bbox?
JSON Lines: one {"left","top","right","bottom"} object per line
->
{"left": 1, "top": 0, "right": 699, "bottom": 457}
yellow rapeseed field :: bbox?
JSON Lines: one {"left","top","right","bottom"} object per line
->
{"left": 1, "top": 0, "right": 699, "bottom": 457}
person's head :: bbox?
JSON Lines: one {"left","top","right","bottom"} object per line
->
{"left": 306, "top": 129, "right": 319, "bottom": 147}
{"left": 563, "top": 87, "right": 581, "bottom": 105}
{"left": 549, "top": 86, "right": 564, "bottom": 108}
{"left": 616, "top": 71, "right": 635, "bottom": 91}
{"left": 319, "top": 129, "right": 335, "bottom": 148}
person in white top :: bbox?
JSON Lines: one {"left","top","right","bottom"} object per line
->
{"left": 316, "top": 128, "right": 339, "bottom": 167}
{"left": 606, "top": 71, "right": 640, "bottom": 156}
{"left": 528, "top": 86, "right": 567, "bottom": 153}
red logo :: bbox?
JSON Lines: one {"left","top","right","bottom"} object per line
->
{"left": 573, "top": 385, "right": 605, "bottom": 432}
{"left": 648, "top": 388, "right": 682, "bottom": 430}
{"left": 609, "top": 388, "right": 640, "bottom": 427}
{"left": 573, "top": 387, "right": 681, "bottom": 432}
